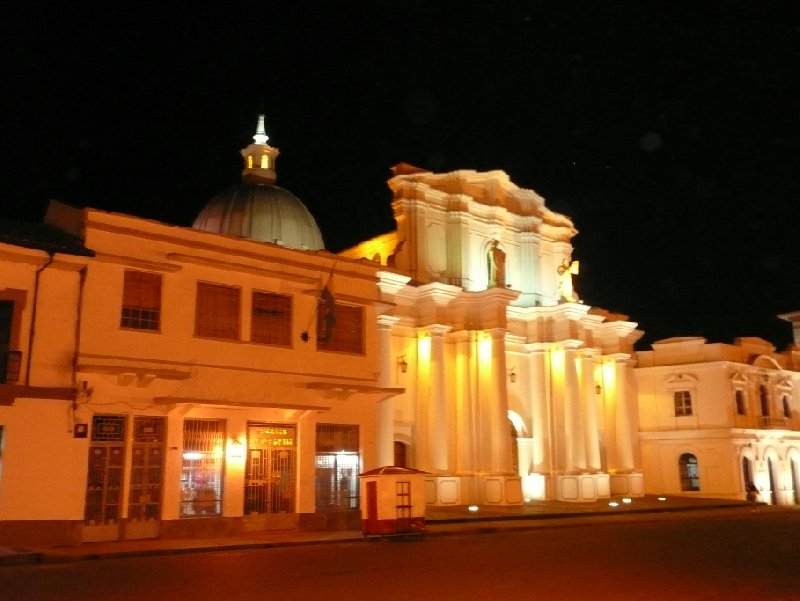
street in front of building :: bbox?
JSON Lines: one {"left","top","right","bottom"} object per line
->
{"left": 2, "top": 507, "right": 798, "bottom": 601}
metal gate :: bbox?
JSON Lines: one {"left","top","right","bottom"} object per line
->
{"left": 244, "top": 423, "right": 296, "bottom": 514}
{"left": 83, "top": 415, "right": 126, "bottom": 542}
{"left": 125, "top": 417, "right": 165, "bottom": 539}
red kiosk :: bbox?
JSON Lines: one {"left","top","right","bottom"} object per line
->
{"left": 359, "top": 466, "right": 427, "bottom": 536}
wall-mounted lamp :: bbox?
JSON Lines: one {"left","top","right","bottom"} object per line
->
{"left": 229, "top": 440, "right": 244, "bottom": 460}
{"left": 508, "top": 368, "right": 517, "bottom": 383}
{"left": 397, "top": 355, "right": 408, "bottom": 373}
{"left": 595, "top": 383, "right": 602, "bottom": 395}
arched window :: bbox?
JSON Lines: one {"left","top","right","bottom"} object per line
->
{"left": 679, "top": 453, "right": 700, "bottom": 491}
{"left": 783, "top": 396, "right": 792, "bottom": 419}
{"left": 260, "top": 155, "right": 269, "bottom": 169}
{"left": 247, "top": 155, "right": 254, "bottom": 169}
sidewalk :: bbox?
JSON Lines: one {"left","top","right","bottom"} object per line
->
{"left": 0, "top": 495, "right": 753, "bottom": 566}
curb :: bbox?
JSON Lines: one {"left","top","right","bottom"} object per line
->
{"left": 0, "top": 502, "right": 759, "bottom": 566}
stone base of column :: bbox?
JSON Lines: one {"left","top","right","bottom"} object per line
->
{"left": 480, "top": 474, "right": 523, "bottom": 505}
{"left": 424, "top": 475, "right": 464, "bottom": 506}
{"left": 424, "top": 474, "right": 524, "bottom": 506}
{"left": 556, "top": 472, "right": 611, "bottom": 502}
{"left": 609, "top": 471, "right": 645, "bottom": 497}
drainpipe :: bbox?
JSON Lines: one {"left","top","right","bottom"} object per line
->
{"left": 69, "top": 266, "right": 89, "bottom": 431}
{"left": 71, "top": 266, "right": 87, "bottom": 385}
{"left": 25, "top": 252, "right": 55, "bottom": 386}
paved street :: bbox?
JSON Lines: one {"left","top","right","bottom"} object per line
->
{"left": 2, "top": 506, "right": 799, "bottom": 601}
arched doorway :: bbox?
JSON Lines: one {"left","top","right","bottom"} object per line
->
{"left": 679, "top": 453, "right": 700, "bottom": 491}
{"left": 767, "top": 457, "right": 778, "bottom": 505}
{"left": 509, "top": 420, "right": 519, "bottom": 474}
{"left": 742, "top": 456, "right": 754, "bottom": 491}
{"left": 393, "top": 441, "right": 408, "bottom": 468}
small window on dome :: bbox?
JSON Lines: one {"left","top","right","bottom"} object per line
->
{"left": 260, "top": 155, "right": 269, "bottom": 169}
{"left": 247, "top": 156, "right": 254, "bottom": 169}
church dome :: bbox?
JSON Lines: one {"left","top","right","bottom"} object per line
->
{"left": 193, "top": 182, "right": 324, "bottom": 250}
{"left": 192, "top": 115, "right": 325, "bottom": 251}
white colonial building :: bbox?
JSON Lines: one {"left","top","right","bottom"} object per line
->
{"left": 0, "top": 118, "right": 394, "bottom": 546}
{"left": 635, "top": 336, "right": 800, "bottom": 503}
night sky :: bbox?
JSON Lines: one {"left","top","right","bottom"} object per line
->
{"left": 3, "top": 2, "right": 799, "bottom": 350}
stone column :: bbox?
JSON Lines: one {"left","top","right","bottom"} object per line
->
{"left": 427, "top": 325, "right": 451, "bottom": 473}
{"left": 563, "top": 347, "right": 586, "bottom": 471}
{"left": 529, "top": 346, "right": 549, "bottom": 472}
{"left": 487, "top": 328, "right": 512, "bottom": 473}
{"left": 614, "top": 356, "right": 636, "bottom": 471}
{"left": 581, "top": 351, "right": 602, "bottom": 470}
{"left": 454, "top": 331, "right": 478, "bottom": 474}
{"left": 376, "top": 315, "right": 400, "bottom": 467}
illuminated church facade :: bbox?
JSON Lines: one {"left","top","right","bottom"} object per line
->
{"left": 0, "top": 116, "right": 798, "bottom": 546}
{"left": 342, "top": 164, "right": 644, "bottom": 506}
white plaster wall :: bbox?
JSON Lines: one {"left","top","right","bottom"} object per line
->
{"left": 0, "top": 399, "right": 88, "bottom": 519}
{"left": 29, "top": 265, "right": 83, "bottom": 388}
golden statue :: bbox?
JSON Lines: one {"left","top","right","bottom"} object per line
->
{"left": 557, "top": 259, "right": 579, "bottom": 302}
{"left": 489, "top": 241, "right": 506, "bottom": 287}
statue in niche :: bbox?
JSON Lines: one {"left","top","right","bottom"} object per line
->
{"left": 557, "top": 259, "right": 580, "bottom": 302}
{"left": 488, "top": 241, "right": 506, "bottom": 287}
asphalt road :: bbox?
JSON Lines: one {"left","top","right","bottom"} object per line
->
{"left": 3, "top": 507, "right": 799, "bottom": 601}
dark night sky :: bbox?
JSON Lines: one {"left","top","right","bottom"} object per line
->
{"left": 3, "top": 1, "right": 799, "bottom": 349}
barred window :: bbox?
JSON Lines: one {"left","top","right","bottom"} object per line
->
{"left": 121, "top": 270, "right": 161, "bottom": 331}
{"left": 679, "top": 453, "right": 700, "bottom": 491}
{"left": 315, "top": 424, "right": 359, "bottom": 511}
{"left": 195, "top": 282, "right": 240, "bottom": 340}
{"left": 317, "top": 302, "right": 364, "bottom": 354}
{"left": 181, "top": 419, "right": 225, "bottom": 518}
{"left": 674, "top": 390, "right": 693, "bottom": 417}
{"left": 251, "top": 292, "right": 292, "bottom": 346}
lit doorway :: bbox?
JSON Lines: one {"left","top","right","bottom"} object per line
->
{"left": 245, "top": 422, "right": 296, "bottom": 515}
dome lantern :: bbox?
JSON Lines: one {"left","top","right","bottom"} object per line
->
{"left": 192, "top": 115, "right": 325, "bottom": 251}
{"left": 241, "top": 114, "right": 280, "bottom": 184}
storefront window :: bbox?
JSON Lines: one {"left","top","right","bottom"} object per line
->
{"left": 181, "top": 419, "right": 225, "bottom": 517}
{"left": 315, "top": 424, "right": 359, "bottom": 511}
